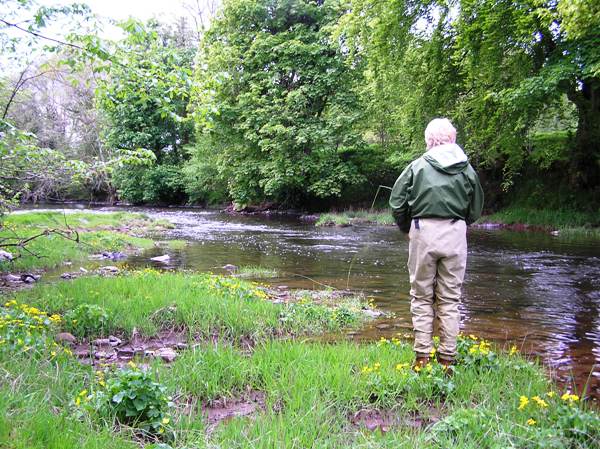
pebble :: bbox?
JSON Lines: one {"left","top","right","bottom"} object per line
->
{"left": 156, "top": 347, "right": 177, "bottom": 362}
{"left": 92, "top": 338, "right": 111, "bottom": 346}
{"left": 222, "top": 264, "right": 238, "bottom": 271}
{"left": 108, "top": 335, "right": 122, "bottom": 346}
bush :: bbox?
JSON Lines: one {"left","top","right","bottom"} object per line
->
{"left": 64, "top": 304, "right": 111, "bottom": 339}
{"left": 114, "top": 164, "right": 186, "bottom": 205}
{"left": 76, "top": 363, "right": 173, "bottom": 436}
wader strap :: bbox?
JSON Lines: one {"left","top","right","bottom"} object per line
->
{"left": 414, "top": 218, "right": 420, "bottom": 229}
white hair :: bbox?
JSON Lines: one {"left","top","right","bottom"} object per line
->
{"left": 424, "top": 118, "right": 457, "bottom": 150}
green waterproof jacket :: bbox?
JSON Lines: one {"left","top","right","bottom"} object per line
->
{"left": 389, "top": 143, "right": 484, "bottom": 233}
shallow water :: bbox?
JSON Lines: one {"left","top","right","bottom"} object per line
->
{"left": 20, "top": 206, "right": 600, "bottom": 398}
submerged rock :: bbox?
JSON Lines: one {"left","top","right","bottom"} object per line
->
{"left": 150, "top": 254, "right": 171, "bottom": 262}
{"left": 222, "top": 264, "right": 238, "bottom": 272}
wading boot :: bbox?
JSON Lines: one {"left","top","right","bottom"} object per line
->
{"left": 437, "top": 355, "right": 455, "bottom": 377}
{"left": 412, "top": 356, "right": 430, "bottom": 372}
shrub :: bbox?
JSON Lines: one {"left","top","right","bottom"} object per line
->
{"left": 64, "top": 304, "right": 111, "bottom": 339}
{"left": 76, "top": 363, "right": 173, "bottom": 436}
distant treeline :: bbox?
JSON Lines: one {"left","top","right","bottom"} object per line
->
{"left": 1, "top": 0, "right": 599, "bottom": 213}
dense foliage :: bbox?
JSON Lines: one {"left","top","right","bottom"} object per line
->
{"left": 189, "top": 0, "right": 382, "bottom": 207}
{"left": 1, "top": 0, "right": 599, "bottom": 214}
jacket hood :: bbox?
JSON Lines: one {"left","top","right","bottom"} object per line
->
{"left": 423, "top": 143, "right": 468, "bottom": 175}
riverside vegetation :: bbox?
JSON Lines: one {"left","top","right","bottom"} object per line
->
{"left": 0, "top": 213, "right": 598, "bottom": 447}
{"left": 1, "top": 0, "right": 599, "bottom": 225}
{"left": 0, "top": 211, "right": 182, "bottom": 273}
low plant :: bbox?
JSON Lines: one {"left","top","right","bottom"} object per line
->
{"left": 64, "top": 304, "right": 111, "bottom": 339}
{"left": 0, "top": 299, "right": 70, "bottom": 359}
{"left": 75, "top": 362, "right": 174, "bottom": 437}
{"left": 280, "top": 301, "right": 362, "bottom": 334}
{"left": 456, "top": 334, "right": 499, "bottom": 369}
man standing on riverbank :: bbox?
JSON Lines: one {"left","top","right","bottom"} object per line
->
{"left": 389, "top": 118, "right": 484, "bottom": 368}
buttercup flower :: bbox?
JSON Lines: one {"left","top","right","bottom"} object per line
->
{"left": 518, "top": 396, "right": 529, "bottom": 410}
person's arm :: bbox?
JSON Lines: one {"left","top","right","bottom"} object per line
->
{"left": 466, "top": 168, "right": 484, "bottom": 225}
{"left": 389, "top": 164, "right": 413, "bottom": 233}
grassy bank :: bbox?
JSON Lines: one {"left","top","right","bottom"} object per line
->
{"left": 316, "top": 210, "right": 394, "bottom": 227}
{"left": 2, "top": 272, "right": 598, "bottom": 448}
{"left": 0, "top": 211, "right": 182, "bottom": 272}
{"left": 480, "top": 206, "right": 600, "bottom": 237}
{"left": 13, "top": 271, "right": 367, "bottom": 340}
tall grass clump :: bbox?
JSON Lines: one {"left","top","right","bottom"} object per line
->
{"left": 315, "top": 209, "right": 394, "bottom": 227}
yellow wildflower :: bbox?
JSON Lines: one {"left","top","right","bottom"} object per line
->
{"left": 561, "top": 393, "right": 579, "bottom": 403}
{"left": 532, "top": 396, "right": 548, "bottom": 408}
{"left": 162, "top": 417, "right": 170, "bottom": 425}
{"left": 526, "top": 418, "right": 536, "bottom": 426}
{"left": 509, "top": 346, "right": 518, "bottom": 356}
{"left": 546, "top": 391, "right": 555, "bottom": 398}
{"left": 395, "top": 363, "right": 409, "bottom": 371}
{"left": 518, "top": 396, "right": 529, "bottom": 410}
{"left": 429, "top": 348, "right": 436, "bottom": 357}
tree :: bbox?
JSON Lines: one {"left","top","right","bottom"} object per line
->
{"left": 94, "top": 19, "right": 196, "bottom": 204}
{"left": 340, "top": 0, "right": 600, "bottom": 192}
{"left": 192, "top": 0, "right": 369, "bottom": 207}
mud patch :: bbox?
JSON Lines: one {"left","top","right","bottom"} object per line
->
{"left": 350, "top": 407, "right": 441, "bottom": 432}
{"left": 202, "top": 390, "right": 267, "bottom": 433}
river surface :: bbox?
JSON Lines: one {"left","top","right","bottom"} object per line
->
{"left": 26, "top": 206, "right": 600, "bottom": 399}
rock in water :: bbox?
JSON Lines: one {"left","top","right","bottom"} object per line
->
{"left": 222, "top": 264, "right": 238, "bottom": 272}
{"left": 150, "top": 254, "right": 171, "bottom": 263}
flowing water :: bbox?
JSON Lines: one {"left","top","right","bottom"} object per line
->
{"left": 24, "top": 206, "right": 600, "bottom": 398}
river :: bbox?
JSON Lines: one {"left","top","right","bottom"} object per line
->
{"left": 29, "top": 206, "right": 600, "bottom": 399}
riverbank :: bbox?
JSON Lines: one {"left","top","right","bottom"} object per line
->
{"left": 312, "top": 207, "right": 600, "bottom": 237}
{"left": 0, "top": 211, "right": 184, "bottom": 275}
{"left": 2, "top": 271, "right": 599, "bottom": 448}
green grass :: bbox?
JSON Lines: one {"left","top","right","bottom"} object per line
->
{"left": 316, "top": 209, "right": 395, "bottom": 227}
{"left": 235, "top": 265, "right": 279, "bottom": 278}
{"left": 1, "top": 272, "right": 599, "bottom": 448}
{"left": 0, "top": 211, "right": 183, "bottom": 272}
{"left": 481, "top": 206, "right": 600, "bottom": 236}
{"left": 2, "top": 337, "right": 598, "bottom": 448}
{"left": 11, "top": 271, "right": 368, "bottom": 340}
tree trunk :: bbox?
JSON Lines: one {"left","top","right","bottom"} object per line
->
{"left": 568, "top": 79, "right": 600, "bottom": 189}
